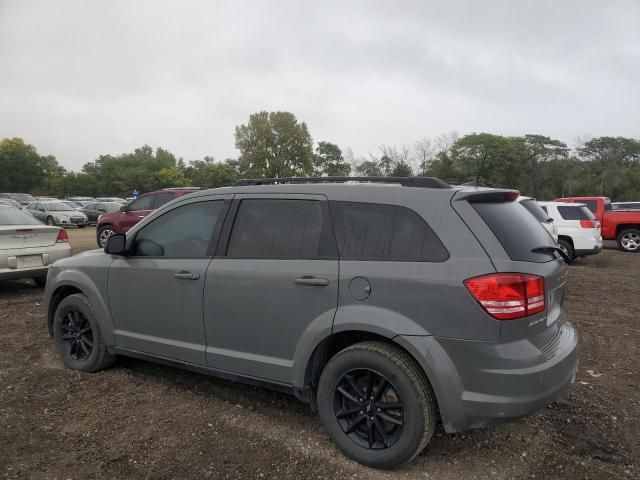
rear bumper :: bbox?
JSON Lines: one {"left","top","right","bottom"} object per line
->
{"left": 0, "top": 245, "right": 71, "bottom": 281}
{"left": 575, "top": 245, "right": 602, "bottom": 256}
{"left": 397, "top": 319, "right": 578, "bottom": 433}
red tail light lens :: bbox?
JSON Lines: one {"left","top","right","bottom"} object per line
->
{"left": 56, "top": 228, "right": 69, "bottom": 243}
{"left": 464, "top": 273, "right": 545, "bottom": 320}
{"left": 580, "top": 220, "right": 597, "bottom": 229}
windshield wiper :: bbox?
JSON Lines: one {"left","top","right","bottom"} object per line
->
{"left": 531, "top": 245, "right": 570, "bottom": 264}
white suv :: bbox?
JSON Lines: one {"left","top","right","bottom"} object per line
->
{"left": 538, "top": 201, "right": 603, "bottom": 261}
{"left": 518, "top": 196, "right": 558, "bottom": 242}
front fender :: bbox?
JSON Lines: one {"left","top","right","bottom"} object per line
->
{"left": 45, "top": 268, "right": 115, "bottom": 346}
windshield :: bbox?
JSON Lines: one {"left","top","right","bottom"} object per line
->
{"left": 0, "top": 207, "right": 42, "bottom": 225}
{"left": 12, "top": 193, "right": 34, "bottom": 201}
{"left": 45, "top": 202, "right": 75, "bottom": 211}
{"left": 520, "top": 199, "right": 550, "bottom": 222}
{"left": 103, "top": 202, "right": 123, "bottom": 212}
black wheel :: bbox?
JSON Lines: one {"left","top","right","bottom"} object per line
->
{"left": 46, "top": 216, "right": 55, "bottom": 226}
{"left": 617, "top": 228, "right": 640, "bottom": 253}
{"left": 317, "top": 341, "right": 437, "bottom": 469}
{"left": 33, "top": 276, "right": 47, "bottom": 287}
{"left": 97, "top": 225, "right": 115, "bottom": 248}
{"left": 53, "top": 293, "right": 116, "bottom": 372}
{"left": 558, "top": 238, "right": 574, "bottom": 262}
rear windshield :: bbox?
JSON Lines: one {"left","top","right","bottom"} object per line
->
{"left": 557, "top": 205, "right": 596, "bottom": 221}
{"left": 0, "top": 207, "right": 42, "bottom": 225}
{"left": 520, "top": 199, "right": 550, "bottom": 222}
{"left": 11, "top": 193, "right": 34, "bottom": 202}
{"left": 472, "top": 201, "right": 557, "bottom": 262}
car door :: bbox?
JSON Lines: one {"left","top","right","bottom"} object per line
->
{"left": 31, "top": 203, "right": 45, "bottom": 222}
{"left": 108, "top": 196, "right": 231, "bottom": 364}
{"left": 82, "top": 203, "right": 98, "bottom": 222}
{"left": 120, "top": 194, "right": 156, "bottom": 232}
{"left": 203, "top": 194, "right": 339, "bottom": 384}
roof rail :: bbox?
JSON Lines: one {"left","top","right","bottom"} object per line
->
{"left": 233, "top": 176, "right": 451, "bottom": 189}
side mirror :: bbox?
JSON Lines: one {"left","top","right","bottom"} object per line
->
{"left": 104, "top": 233, "right": 127, "bottom": 255}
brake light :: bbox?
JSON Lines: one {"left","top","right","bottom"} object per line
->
{"left": 464, "top": 273, "right": 545, "bottom": 320}
{"left": 56, "top": 229, "right": 69, "bottom": 243}
{"left": 580, "top": 220, "right": 598, "bottom": 229}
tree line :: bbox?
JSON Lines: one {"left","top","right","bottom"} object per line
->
{"left": 1, "top": 110, "right": 639, "bottom": 201}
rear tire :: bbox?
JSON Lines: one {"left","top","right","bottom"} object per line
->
{"left": 616, "top": 228, "right": 640, "bottom": 253}
{"left": 317, "top": 341, "right": 437, "bottom": 469}
{"left": 46, "top": 216, "right": 55, "bottom": 226}
{"left": 558, "top": 238, "right": 574, "bottom": 262}
{"left": 53, "top": 293, "right": 116, "bottom": 372}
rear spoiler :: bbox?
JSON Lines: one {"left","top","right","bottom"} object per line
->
{"left": 452, "top": 188, "right": 520, "bottom": 203}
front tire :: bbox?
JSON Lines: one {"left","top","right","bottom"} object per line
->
{"left": 97, "top": 225, "right": 115, "bottom": 248}
{"left": 617, "top": 228, "right": 640, "bottom": 253}
{"left": 317, "top": 341, "right": 437, "bottom": 469}
{"left": 558, "top": 238, "right": 574, "bottom": 262}
{"left": 53, "top": 293, "right": 116, "bottom": 372}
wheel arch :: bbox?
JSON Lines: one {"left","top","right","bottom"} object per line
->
{"left": 615, "top": 224, "right": 640, "bottom": 237}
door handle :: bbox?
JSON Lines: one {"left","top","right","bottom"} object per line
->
{"left": 138, "top": 215, "right": 146, "bottom": 219}
{"left": 174, "top": 271, "right": 200, "bottom": 280}
{"left": 294, "top": 276, "right": 329, "bottom": 286}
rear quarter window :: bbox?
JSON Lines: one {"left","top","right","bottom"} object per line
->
{"left": 472, "top": 201, "right": 556, "bottom": 262}
{"left": 557, "top": 206, "right": 595, "bottom": 220}
{"left": 329, "top": 201, "right": 449, "bottom": 262}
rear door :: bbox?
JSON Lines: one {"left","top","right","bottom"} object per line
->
{"left": 203, "top": 194, "right": 339, "bottom": 384}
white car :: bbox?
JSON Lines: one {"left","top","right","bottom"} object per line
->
{"left": 518, "top": 196, "right": 558, "bottom": 242}
{"left": 538, "top": 201, "right": 603, "bottom": 262}
{"left": 0, "top": 205, "right": 71, "bottom": 286}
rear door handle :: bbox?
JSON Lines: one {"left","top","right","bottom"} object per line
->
{"left": 174, "top": 271, "right": 200, "bottom": 280}
{"left": 294, "top": 276, "right": 329, "bottom": 286}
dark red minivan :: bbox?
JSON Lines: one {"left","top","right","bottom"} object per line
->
{"left": 95, "top": 188, "right": 201, "bottom": 247}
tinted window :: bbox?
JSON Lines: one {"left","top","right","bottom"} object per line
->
{"left": 557, "top": 206, "right": 595, "bottom": 220}
{"left": 85, "top": 203, "right": 97, "bottom": 210}
{"left": 473, "top": 201, "right": 556, "bottom": 262}
{"left": 131, "top": 201, "right": 225, "bottom": 258}
{"left": 129, "top": 194, "right": 155, "bottom": 211}
{"left": 520, "top": 199, "right": 549, "bottom": 222}
{"left": 154, "top": 192, "right": 176, "bottom": 208}
{"left": 582, "top": 200, "right": 597, "bottom": 213}
{"left": 330, "top": 201, "right": 449, "bottom": 262}
{"left": 227, "top": 199, "right": 336, "bottom": 259}
{"left": 0, "top": 207, "right": 42, "bottom": 225}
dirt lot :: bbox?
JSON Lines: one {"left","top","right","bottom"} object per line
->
{"left": 0, "top": 227, "right": 638, "bottom": 479}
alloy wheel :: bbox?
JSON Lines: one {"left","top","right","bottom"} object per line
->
{"left": 99, "top": 229, "right": 115, "bottom": 247}
{"left": 333, "top": 368, "right": 404, "bottom": 450}
{"left": 621, "top": 232, "right": 640, "bottom": 251}
{"left": 60, "top": 310, "right": 94, "bottom": 361}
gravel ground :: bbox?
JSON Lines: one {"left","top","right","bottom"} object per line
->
{"left": 0, "top": 228, "right": 638, "bottom": 479}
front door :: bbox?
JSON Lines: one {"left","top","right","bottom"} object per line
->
{"left": 204, "top": 195, "right": 339, "bottom": 384}
{"left": 108, "top": 196, "right": 230, "bottom": 364}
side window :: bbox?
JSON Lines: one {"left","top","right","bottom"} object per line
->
{"left": 129, "top": 194, "right": 155, "bottom": 211}
{"left": 130, "top": 201, "right": 226, "bottom": 258}
{"left": 582, "top": 200, "right": 597, "bottom": 213}
{"left": 330, "top": 201, "right": 449, "bottom": 262}
{"left": 227, "top": 199, "right": 336, "bottom": 259}
{"left": 86, "top": 203, "right": 96, "bottom": 210}
{"left": 37, "top": 204, "right": 46, "bottom": 212}
{"left": 154, "top": 192, "right": 176, "bottom": 208}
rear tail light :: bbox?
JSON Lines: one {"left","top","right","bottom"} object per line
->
{"left": 580, "top": 220, "right": 598, "bottom": 229}
{"left": 464, "top": 273, "right": 545, "bottom": 320}
{"left": 56, "top": 229, "right": 69, "bottom": 243}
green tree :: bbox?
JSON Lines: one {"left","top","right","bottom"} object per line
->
{"left": 235, "top": 111, "right": 314, "bottom": 178}
{"left": 354, "top": 160, "right": 383, "bottom": 176}
{"left": 185, "top": 157, "right": 240, "bottom": 188}
{"left": 314, "top": 141, "right": 350, "bottom": 176}
{"left": 577, "top": 137, "right": 640, "bottom": 196}
{"left": 155, "top": 166, "right": 190, "bottom": 188}
{"left": 390, "top": 160, "right": 413, "bottom": 177}
{"left": 514, "top": 135, "right": 569, "bottom": 198}
{"left": 0, "top": 137, "right": 58, "bottom": 192}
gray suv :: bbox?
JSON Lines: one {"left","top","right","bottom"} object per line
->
{"left": 44, "top": 177, "right": 578, "bottom": 468}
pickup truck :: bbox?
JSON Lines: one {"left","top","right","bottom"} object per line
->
{"left": 554, "top": 196, "right": 640, "bottom": 253}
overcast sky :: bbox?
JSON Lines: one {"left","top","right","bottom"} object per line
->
{"left": 1, "top": 0, "right": 638, "bottom": 170}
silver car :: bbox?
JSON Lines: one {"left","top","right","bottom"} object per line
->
{"left": 0, "top": 205, "right": 71, "bottom": 286}
{"left": 25, "top": 201, "right": 89, "bottom": 227}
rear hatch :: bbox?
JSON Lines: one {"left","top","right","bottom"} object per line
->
{"left": 452, "top": 188, "right": 568, "bottom": 343}
{"left": 0, "top": 226, "right": 61, "bottom": 249}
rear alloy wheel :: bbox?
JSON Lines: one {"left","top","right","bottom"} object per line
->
{"left": 558, "top": 238, "right": 574, "bottom": 262}
{"left": 317, "top": 341, "right": 437, "bottom": 468}
{"left": 617, "top": 228, "right": 640, "bottom": 253}
{"left": 97, "top": 225, "right": 115, "bottom": 248}
{"left": 53, "top": 293, "right": 116, "bottom": 372}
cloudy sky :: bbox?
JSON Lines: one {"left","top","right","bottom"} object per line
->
{"left": 1, "top": 0, "right": 638, "bottom": 170}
